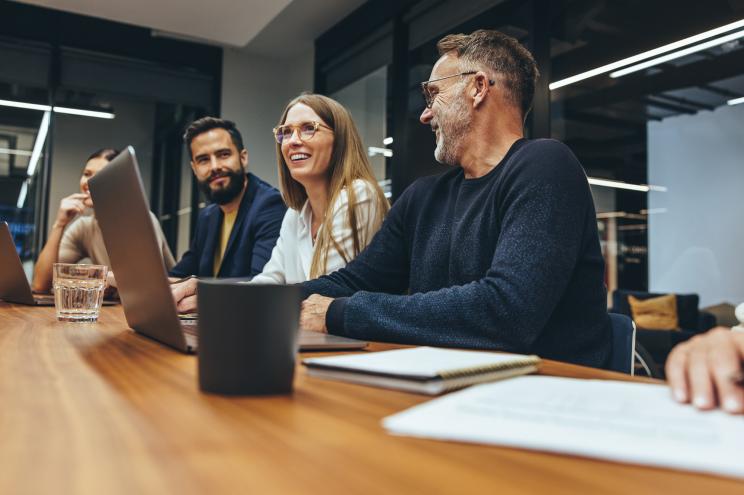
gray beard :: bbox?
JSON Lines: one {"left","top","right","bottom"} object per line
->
{"left": 433, "top": 96, "right": 471, "bottom": 166}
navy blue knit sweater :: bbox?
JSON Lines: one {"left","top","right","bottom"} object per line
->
{"left": 301, "top": 138, "right": 611, "bottom": 368}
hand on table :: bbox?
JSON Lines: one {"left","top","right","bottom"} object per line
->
{"left": 666, "top": 326, "right": 744, "bottom": 414}
{"left": 171, "top": 277, "right": 198, "bottom": 314}
{"left": 300, "top": 294, "right": 334, "bottom": 333}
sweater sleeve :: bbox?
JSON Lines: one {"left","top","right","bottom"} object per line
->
{"left": 328, "top": 142, "right": 594, "bottom": 352}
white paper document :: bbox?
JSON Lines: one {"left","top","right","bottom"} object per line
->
{"left": 383, "top": 376, "right": 744, "bottom": 479}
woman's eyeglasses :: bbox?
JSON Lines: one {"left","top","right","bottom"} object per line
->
{"left": 272, "top": 121, "right": 332, "bottom": 144}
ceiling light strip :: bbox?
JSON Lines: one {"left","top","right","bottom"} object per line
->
{"left": 16, "top": 181, "right": 29, "bottom": 209}
{"left": 549, "top": 18, "right": 744, "bottom": 90}
{"left": 0, "top": 99, "right": 51, "bottom": 111}
{"left": 588, "top": 177, "right": 667, "bottom": 193}
{"left": 0, "top": 99, "right": 114, "bottom": 119}
{"left": 588, "top": 177, "right": 648, "bottom": 192}
{"left": 610, "top": 29, "right": 744, "bottom": 78}
{"left": 0, "top": 148, "right": 33, "bottom": 157}
{"left": 728, "top": 96, "right": 744, "bottom": 106}
{"left": 53, "top": 106, "right": 115, "bottom": 119}
{"left": 16, "top": 111, "right": 51, "bottom": 208}
{"left": 26, "top": 111, "right": 51, "bottom": 178}
{"left": 368, "top": 146, "right": 393, "bottom": 158}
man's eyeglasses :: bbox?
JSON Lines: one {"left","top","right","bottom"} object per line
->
{"left": 420, "top": 71, "right": 495, "bottom": 108}
{"left": 273, "top": 121, "right": 332, "bottom": 144}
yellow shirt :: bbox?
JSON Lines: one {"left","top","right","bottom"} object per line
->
{"left": 213, "top": 209, "right": 238, "bottom": 276}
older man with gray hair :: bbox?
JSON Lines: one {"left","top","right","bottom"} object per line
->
{"left": 299, "top": 29, "right": 611, "bottom": 368}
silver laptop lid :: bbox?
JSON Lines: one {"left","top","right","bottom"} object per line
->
{"left": 0, "top": 222, "right": 36, "bottom": 305}
{"left": 88, "top": 146, "right": 187, "bottom": 351}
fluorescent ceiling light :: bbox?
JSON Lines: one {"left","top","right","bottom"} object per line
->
{"left": 588, "top": 177, "right": 667, "bottom": 193}
{"left": 26, "top": 111, "right": 51, "bottom": 178}
{"left": 53, "top": 106, "right": 115, "bottom": 119}
{"left": 728, "top": 96, "right": 744, "bottom": 106}
{"left": 549, "top": 17, "right": 744, "bottom": 90}
{"left": 0, "top": 148, "right": 33, "bottom": 157}
{"left": 0, "top": 99, "right": 51, "bottom": 111}
{"left": 15, "top": 110, "right": 51, "bottom": 208}
{"left": 589, "top": 177, "right": 649, "bottom": 192}
{"left": 16, "top": 181, "right": 28, "bottom": 209}
{"left": 368, "top": 146, "right": 393, "bottom": 158}
{"left": 0, "top": 99, "right": 114, "bottom": 119}
{"left": 641, "top": 208, "right": 668, "bottom": 215}
{"left": 383, "top": 137, "right": 393, "bottom": 145}
{"left": 647, "top": 184, "right": 668, "bottom": 192}
{"left": 610, "top": 29, "right": 744, "bottom": 78}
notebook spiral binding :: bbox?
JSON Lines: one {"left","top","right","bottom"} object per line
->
{"left": 437, "top": 355, "right": 541, "bottom": 379}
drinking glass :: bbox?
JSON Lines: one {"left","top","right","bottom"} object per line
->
{"left": 53, "top": 263, "right": 108, "bottom": 322}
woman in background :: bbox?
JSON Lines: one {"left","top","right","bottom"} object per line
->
{"left": 32, "top": 148, "right": 175, "bottom": 293}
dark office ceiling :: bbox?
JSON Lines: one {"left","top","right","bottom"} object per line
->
{"left": 545, "top": 0, "right": 744, "bottom": 183}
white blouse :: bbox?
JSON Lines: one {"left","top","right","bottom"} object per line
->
{"left": 249, "top": 180, "right": 382, "bottom": 285}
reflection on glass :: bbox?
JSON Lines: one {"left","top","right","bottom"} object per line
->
{"left": 330, "top": 66, "right": 389, "bottom": 185}
{"left": 0, "top": 99, "right": 48, "bottom": 274}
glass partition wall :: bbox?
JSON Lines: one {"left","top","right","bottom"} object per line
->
{"left": 0, "top": 90, "right": 50, "bottom": 275}
{"left": 0, "top": 3, "right": 221, "bottom": 274}
{"left": 549, "top": 1, "right": 744, "bottom": 303}
{"left": 330, "top": 65, "right": 391, "bottom": 196}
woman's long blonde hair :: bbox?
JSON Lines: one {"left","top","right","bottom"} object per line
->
{"left": 275, "top": 93, "right": 389, "bottom": 278}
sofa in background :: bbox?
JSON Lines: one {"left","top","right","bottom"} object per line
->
{"left": 611, "top": 290, "right": 717, "bottom": 371}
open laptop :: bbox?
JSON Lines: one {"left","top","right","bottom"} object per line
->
{"left": 0, "top": 222, "right": 55, "bottom": 305}
{"left": 88, "top": 146, "right": 367, "bottom": 353}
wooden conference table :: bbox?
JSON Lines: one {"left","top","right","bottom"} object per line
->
{"left": 0, "top": 303, "right": 742, "bottom": 495}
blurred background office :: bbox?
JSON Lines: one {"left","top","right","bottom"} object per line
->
{"left": 1, "top": 0, "right": 743, "bottom": 369}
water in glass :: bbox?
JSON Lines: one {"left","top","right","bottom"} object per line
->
{"left": 53, "top": 264, "right": 107, "bottom": 322}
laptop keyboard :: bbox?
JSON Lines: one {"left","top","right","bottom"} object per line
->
{"left": 180, "top": 319, "right": 198, "bottom": 337}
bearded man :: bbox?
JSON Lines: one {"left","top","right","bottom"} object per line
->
{"left": 169, "top": 117, "right": 285, "bottom": 278}
{"left": 299, "top": 30, "right": 612, "bottom": 368}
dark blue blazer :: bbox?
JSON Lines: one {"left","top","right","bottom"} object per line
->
{"left": 170, "top": 173, "right": 286, "bottom": 278}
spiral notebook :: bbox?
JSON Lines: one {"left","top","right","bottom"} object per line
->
{"left": 302, "top": 347, "right": 540, "bottom": 395}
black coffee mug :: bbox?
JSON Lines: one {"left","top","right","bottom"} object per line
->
{"left": 197, "top": 280, "right": 303, "bottom": 395}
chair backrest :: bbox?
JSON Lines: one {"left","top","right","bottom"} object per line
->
{"left": 608, "top": 313, "right": 636, "bottom": 375}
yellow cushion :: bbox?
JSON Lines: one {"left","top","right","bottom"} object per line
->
{"left": 628, "top": 294, "right": 679, "bottom": 331}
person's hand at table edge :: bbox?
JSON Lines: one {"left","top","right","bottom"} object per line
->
{"left": 300, "top": 294, "right": 333, "bottom": 333}
{"left": 666, "top": 326, "right": 744, "bottom": 414}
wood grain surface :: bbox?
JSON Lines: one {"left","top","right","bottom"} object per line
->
{"left": 0, "top": 303, "right": 742, "bottom": 494}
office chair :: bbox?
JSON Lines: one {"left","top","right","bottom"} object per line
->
{"left": 608, "top": 313, "right": 636, "bottom": 375}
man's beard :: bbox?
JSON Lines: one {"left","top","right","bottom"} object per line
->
{"left": 198, "top": 168, "right": 245, "bottom": 205}
{"left": 433, "top": 90, "right": 472, "bottom": 166}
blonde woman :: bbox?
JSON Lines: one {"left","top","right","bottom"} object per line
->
{"left": 172, "top": 94, "right": 389, "bottom": 312}
{"left": 250, "top": 93, "right": 389, "bottom": 284}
